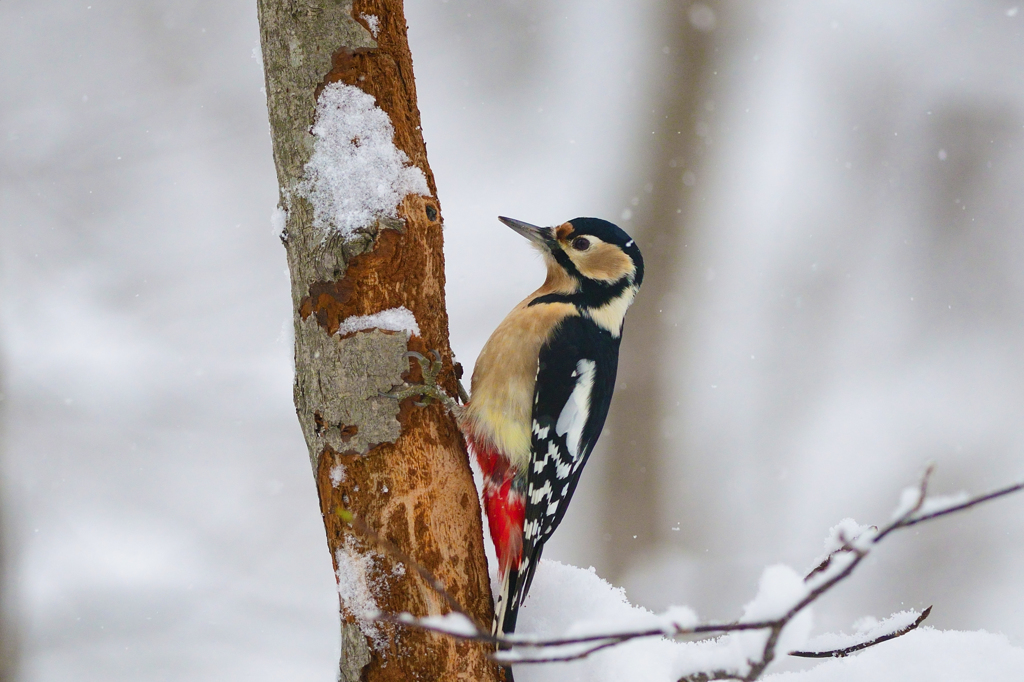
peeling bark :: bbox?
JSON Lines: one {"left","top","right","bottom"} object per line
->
{"left": 257, "top": 1, "right": 499, "bottom": 679}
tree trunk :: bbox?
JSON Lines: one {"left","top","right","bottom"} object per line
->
{"left": 257, "top": 2, "right": 499, "bottom": 680}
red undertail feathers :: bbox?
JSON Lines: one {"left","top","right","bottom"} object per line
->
{"left": 468, "top": 434, "right": 525, "bottom": 578}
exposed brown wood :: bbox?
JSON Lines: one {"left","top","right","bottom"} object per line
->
{"left": 257, "top": 0, "right": 500, "bottom": 679}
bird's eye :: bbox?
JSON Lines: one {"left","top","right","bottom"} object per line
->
{"left": 571, "top": 237, "right": 591, "bottom": 251}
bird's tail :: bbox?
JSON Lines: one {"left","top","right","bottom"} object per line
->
{"left": 492, "top": 564, "right": 521, "bottom": 637}
{"left": 493, "top": 565, "right": 523, "bottom": 682}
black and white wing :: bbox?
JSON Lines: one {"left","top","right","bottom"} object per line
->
{"left": 498, "top": 316, "right": 619, "bottom": 634}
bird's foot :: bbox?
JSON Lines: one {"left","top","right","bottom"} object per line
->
{"left": 381, "top": 350, "right": 465, "bottom": 413}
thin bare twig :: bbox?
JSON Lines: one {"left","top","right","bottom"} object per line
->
{"left": 790, "top": 606, "right": 932, "bottom": 659}
{"left": 901, "top": 481, "right": 1024, "bottom": 528}
{"left": 873, "top": 463, "right": 935, "bottom": 543}
{"left": 496, "top": 637, "right": 636, "bottom": 665}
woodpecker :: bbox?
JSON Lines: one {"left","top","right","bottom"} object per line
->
{"left": 461, "top": 216, "right": 644, "bottom": 640}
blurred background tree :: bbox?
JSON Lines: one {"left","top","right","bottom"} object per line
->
{"left": 600, "top": 0, "right": 736, "bottom": 580}
{"left": 1, "top": 425, "right": 15, "bottom": 682}
{"left": 1, "top": 1, "right": 1023, "bottom": 680}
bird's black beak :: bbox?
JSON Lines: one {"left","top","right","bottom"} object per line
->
{"left": 499, "top": 216, "right": 553, "bottom": 246}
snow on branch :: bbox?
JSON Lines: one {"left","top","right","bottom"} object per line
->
{"left": 790, "top": 607, "right": 932, "bottom": 659}
{"left": 337, "top": 466, "right": 1023, "bottom": 681}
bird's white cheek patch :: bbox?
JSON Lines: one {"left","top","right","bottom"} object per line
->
{"left": 555, "top": 359, "right": 596, "bottom": 461}
{"left": 585, "top": 286, "right": 637, "bottom": 338}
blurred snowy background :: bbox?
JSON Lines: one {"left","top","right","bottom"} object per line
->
{"left": 2, "top": 0, "right": 1023, "bottom": 680}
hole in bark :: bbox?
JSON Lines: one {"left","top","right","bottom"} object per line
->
{"left": 425, "top": 204, "right": 437, "bottom": 221}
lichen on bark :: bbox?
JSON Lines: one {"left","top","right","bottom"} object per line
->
{"left": 294, "top": 320, "right": 408, "bottom": 465}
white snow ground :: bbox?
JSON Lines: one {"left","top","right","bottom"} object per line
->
{"left": 513, "top": 559, "right": 1024, "bottom": 682}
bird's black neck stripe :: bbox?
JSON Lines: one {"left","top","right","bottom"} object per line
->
{"left": 528, "top": 276, "right": 631, "bottom": 309}
{"left": 551, "top": 248, "right": 577, "bottom": 275}
{"left": 529, "top": 292, "right": 577, "bottom": 307}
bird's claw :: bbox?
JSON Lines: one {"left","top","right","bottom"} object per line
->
{"left": 380, "top": 349, "right": 462, "bottom": 413}
{"left": 404, "top": 350, "right": 444, "bottom": 386}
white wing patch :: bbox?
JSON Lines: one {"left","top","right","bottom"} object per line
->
{"left": 529, "top": 480, "right": 553, "bottom": 504}
{"left": 555, "top": 359, "right": 596, "bottom": 463}
{"left": 524, "top": 519, "right": 541, "bottom": 540}
{"left": 532, "top": 439, "right": 559, "bottom": 473}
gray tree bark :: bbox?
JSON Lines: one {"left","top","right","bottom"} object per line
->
{"left": 257, "top": 1, "right": 499, "bottom": 680}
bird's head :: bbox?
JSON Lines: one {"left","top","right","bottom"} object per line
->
{"left": 498, "top": 216, "right": 644, "bottom": 291}
{"left": 499, "top": 216, "right": 643, "bottom": 336}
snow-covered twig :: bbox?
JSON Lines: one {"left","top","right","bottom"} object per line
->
{"left": 345, "top": 467, "right": 1023, "bottom": 680}
{"left": 790, "top": 606, "right": 932, "bottom": 659}
{"left": 889, "top": 479, "right": 1024, "bottom": 531}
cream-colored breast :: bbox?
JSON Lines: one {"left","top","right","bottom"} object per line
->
{"left": 463, "top": 299, "right": 577, "bottom": 471}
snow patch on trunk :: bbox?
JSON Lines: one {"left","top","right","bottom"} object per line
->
{"left": 297, "top": 82, "right": 429, "bottom": 237}
{"left": 270, "top": 205, "right": 287, "bottom": 237}
{"left": 335, "top": 537, "right": 385, "bottom": 648}
{"left": 337, "top": 306, "right": 421, "bottom": 337}
{"left": 360, "top": 13, "right": 380, "bottom": 37}
{"left": 329, "top": 463, "right": 346, "bottom": 487}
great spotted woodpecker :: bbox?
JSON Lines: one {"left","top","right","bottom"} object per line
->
{"left": 461, "top": 216, "right": 643, "bottom": 639}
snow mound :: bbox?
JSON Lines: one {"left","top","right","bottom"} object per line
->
{"left": 514, "top": 560, "right": 1024, "bottom": 682}
{"left": 516, "top": 560, "right": 689, "bottom": 682}
{"left": 765, "top": 628, "right": 1024, "bottom": 681}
